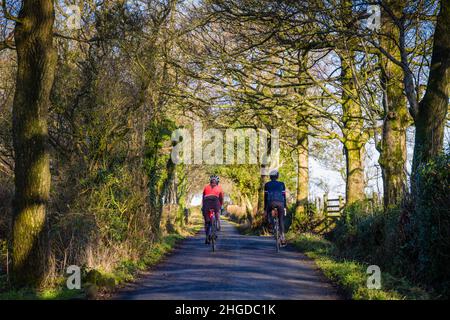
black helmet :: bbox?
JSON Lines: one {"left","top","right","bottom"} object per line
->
{"left": 210, "top": 175, "right": 219, "bottom": 184}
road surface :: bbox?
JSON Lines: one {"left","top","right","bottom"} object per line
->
{"left": 117, "top": 220, "right": 341, "bottom": 300}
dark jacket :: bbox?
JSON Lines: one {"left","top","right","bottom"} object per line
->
{"left": 264, "top": 180, "right": 286, "bottom": 209}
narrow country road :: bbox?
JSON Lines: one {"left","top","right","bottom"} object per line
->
{"left": 117, "top": 220, "right": 341, "bottom": 300}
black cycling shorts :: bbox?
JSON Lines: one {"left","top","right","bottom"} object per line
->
{"left": 202, "top": 196, "right": 221, "bottom": 223}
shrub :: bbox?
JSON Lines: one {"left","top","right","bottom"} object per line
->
{"left": 328, "top": 150, "right": 449, "bottom": 298}
{"left": 412, "top": 151, "right": 450, "bottom": 296}
{"left": 288, "top": 233, "right": 429, "bottom": 300}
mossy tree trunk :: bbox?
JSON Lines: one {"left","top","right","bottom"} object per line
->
{"left": 378, "top": 1, "right": 409, "bottom": 209}
{"left": 293, "top": 120, "right": 309, "bottom": 229}
{"left": 411, "top": 0, "right": 450, "bottom": 187}
{"left": 11, "top": 0, "right": 57, "bottom": 287}
{"left": 257, "top": 168, "right": 269, "bottom": 215}
{"left": 340, "top": 51, "right": 366, "bottom": 205}
{"left": 257, "top": 126, "right": 272, "bottom": 215}
{"left": 161, "top": 156, "right": 176, "bottom": 231}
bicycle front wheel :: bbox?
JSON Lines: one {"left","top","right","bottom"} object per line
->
{"left": 274, "top": 218, "right": 280, "bottom": 253}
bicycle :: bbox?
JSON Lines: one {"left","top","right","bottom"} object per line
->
{"left": 216, "top": 207, "right": 222, "bottom": 231}
{"left": 271, "top": 207, "right": 281, "bottom": 253}
{"left": 208, "top": 209, "right": 218, "bottom": 252}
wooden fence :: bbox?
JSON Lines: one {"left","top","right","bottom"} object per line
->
{"left": 312, "top": 192, "right": 383, "bottom": 232}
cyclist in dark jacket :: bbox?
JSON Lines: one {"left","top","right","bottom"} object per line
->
{"left": 264, "top": 169, "right": 287, "bottom": 246}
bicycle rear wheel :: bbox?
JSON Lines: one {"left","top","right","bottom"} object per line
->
{"left": 211, "top": 218, "right": 216, "bottom": 252}
{"left": 274, "top": 218, "right": 280, "bottom": 253}
{"left": 216, "top": 217, "right": 221, "bottom": 231}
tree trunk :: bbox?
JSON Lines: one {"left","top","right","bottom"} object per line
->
{"left": 243, "top": 194, "right": 254, "bottom": 224}
{"left": 257, "top": 166, "right": 269, "bottom": 215}
{"left": 378, "top": 1, "right": 409, "bottom": 209}
{"left": 344, "top": 143, "right": 365, "bottom": 204}
{"left": 11, "top": 0, "right": 57, "bottom": 287}
{"left": 257, "top": 127, "right": 272, "bottom": 215}
{"left": 340, "top": 51, "right": 366, "bottom": 205}
{"left": 293, "top": 122, "right": 309, "bottom": 228}
{"left": 411, "top": 0, "right": 450, "bottom": 185}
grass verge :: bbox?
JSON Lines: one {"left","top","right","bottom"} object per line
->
{"left": 0, "top": 211, "right": 203, "bottom": 300}
{"left": 225, "top": 212, "right": 432, "bottom": 300}
{"left": 287, "top": 232, "right": 432, "bottom": 300}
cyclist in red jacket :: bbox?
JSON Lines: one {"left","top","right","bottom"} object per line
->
{"left": 202, "top": 175, "right": 224, "bottom": 244}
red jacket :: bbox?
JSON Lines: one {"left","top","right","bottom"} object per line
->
{"left": 203, "top": 184, "right": 224, "bottom": 206}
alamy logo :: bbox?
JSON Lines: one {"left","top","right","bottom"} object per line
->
{"left": 366, "top": 5, "right": 381, "bottom": 31}
{"left": 66, "top": 5, "right": 81, "bottom": 30}
{"left": 171, "top": 123, "right": 280, "bottom": 171}
{"left": 66, "top": 265, "right": 81, "bottom": 290}
{"left": 366, "top": 265, "right": 381, "bottom": 289}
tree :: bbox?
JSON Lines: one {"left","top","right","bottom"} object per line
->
{"left": 410, "top": 0, "right": 449, "bottom": 187}
{"left": 340, "top": 48, "right": 367, "bottom": 205}
{"left": 360, "top": 0, "right": 449, "bottom": 196}
{"left": 293, "top": 116, "right": 309, "bottom": 227}
{"left": 377, "top": 0, "right": 410, "bottom": 209}
{"left": 8, "top": 0, "right": 57, "bottom": 286}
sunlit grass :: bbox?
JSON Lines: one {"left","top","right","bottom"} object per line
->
{"left": 287, "top": 232, "right": 431, "bottom": 300}
{"left": 0, "top": 285, "right": 84, "bottom": 300}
